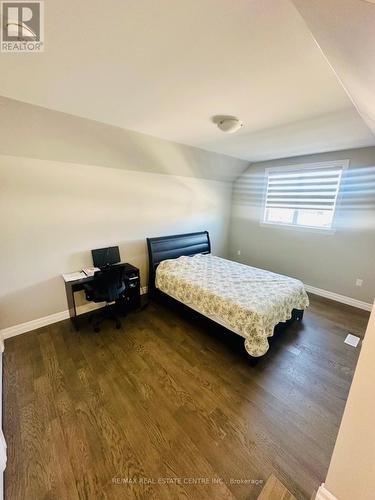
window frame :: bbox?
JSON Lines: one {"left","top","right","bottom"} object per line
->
{"left": 260, "top": 159, "right": 349, "bottom": 234}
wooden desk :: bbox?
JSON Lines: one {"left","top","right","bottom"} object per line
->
{"left": 64, "top": 262, "right": 140, "bottom": 329}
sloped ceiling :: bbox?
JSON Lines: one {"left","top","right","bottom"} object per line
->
{"left": 0, "top": 95, "right": 249, "bottom": 183}
{"left": 292, "top": 0, "right": 375, "bottom": 135}
{"left": 0, "top": 0, "right": 374, "bottom": 162}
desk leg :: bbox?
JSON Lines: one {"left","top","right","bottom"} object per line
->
{"left": 65, "top": 283, "right": 79, "bottom": 331}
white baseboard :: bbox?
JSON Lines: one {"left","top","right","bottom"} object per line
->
{"left": 1, "top": 287, "right": 148, "bottom": 340}
{"left": 2, "top": 283, "right": 370, "bottom": 340}
{"left": 315, "top": 483, "right": 337, "bottom": 500}
{"left": 1, "top": 310, "right": 70, "bottom": 339}
{"left": 305, "top": 284, "right": 373, "bottom": 312}
{"left": 1, "top": 302, "right": 102, "bottom": 339}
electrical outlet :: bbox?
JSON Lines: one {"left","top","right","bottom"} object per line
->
{"left": 237, "top": 250, "right": 241, "bottom": 256}
{"left": 356, "top": 278, "right": 363, "bottom": 287}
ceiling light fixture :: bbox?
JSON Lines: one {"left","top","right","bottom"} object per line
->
{"left": 217, "top": 117, "right": 243, "bottom": 134}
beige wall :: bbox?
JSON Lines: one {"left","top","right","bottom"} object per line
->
{"left": 324, "top": 302, "right": 375, "bottom": 500}
{"left": 230, "top": 147, "right": 375, "bottom": 304}
{"left": 0, "top": 99, "right": 248, "bottom": 330}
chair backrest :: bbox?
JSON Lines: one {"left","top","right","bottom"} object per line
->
{"left": 90, "top": 266, "right": 127, "bottom": 303}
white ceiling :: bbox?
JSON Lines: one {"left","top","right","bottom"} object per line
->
{"left": 0, "top": 0, "right": 373, "bottom": 162}
{"left": 292, "top": 0, "right": 375, "bottom": 135}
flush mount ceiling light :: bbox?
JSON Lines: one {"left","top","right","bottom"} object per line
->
{"left": 217, "top": 117, "right": 243, "bottom": 134}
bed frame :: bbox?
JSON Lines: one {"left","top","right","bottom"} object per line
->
{"left": 147, "top": 231, "right": 211, "bottom": 297}
{"left": 146, "top": 231, "right": 304, "bottom": 356}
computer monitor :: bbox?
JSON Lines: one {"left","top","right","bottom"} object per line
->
{"left": 91, "top": 246, "right": 121, "bottom": 268}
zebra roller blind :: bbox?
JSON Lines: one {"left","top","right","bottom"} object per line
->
{"left": 263, "top": 162, "right": 346, "bottom": 230}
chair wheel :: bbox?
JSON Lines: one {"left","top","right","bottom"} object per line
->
{"left": 116, "top": 322, "right": 121, "bottom": 329}
{"left": 94, "top": 326, "right": 100, "bottom": 333}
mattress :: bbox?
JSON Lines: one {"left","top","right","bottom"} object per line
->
{"left": 155, "top": 254, "right": 309, "bottom": 357}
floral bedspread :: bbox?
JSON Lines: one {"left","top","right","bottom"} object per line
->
{"left": 155, "top": 254, "right": 309, "bottom": 357}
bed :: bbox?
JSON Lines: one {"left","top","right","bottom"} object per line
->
{"left": 147, "top": 231, "right": 309, "bottom": 357}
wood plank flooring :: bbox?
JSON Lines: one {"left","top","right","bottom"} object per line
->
{"left": 257, "top": 474, "right": 296, "bottom": 500}
{"left": 3, "top": 294, "right": 369, "bottom": 500}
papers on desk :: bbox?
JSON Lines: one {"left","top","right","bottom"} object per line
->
{"left": 82, "top": 267, "right": 100, "bottom": 277}
{"left": 62, "top": 271, "right": 86, "bottom": 282}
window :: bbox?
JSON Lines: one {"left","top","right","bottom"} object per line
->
{"left": 262, "top": 161, "right": 348, "bottom": 231}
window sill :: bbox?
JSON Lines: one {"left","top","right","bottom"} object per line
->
{"left": 259, "top": 221, "right": 336, "bottom": 235}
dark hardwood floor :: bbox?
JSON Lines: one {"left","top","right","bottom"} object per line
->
{"left": 4, "top": 294, "right": 369, "bottom": 500}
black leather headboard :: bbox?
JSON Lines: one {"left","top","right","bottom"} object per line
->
{"left": 146, "top": 231, "right": 211, "bottom": 295}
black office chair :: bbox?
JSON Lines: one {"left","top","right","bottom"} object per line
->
{"left": 83, "top": 266, "right": 127, "bottom": 332}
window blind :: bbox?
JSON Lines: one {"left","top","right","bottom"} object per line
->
{"left": 265, "top": 167, "right": 343, "bottom": 211}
